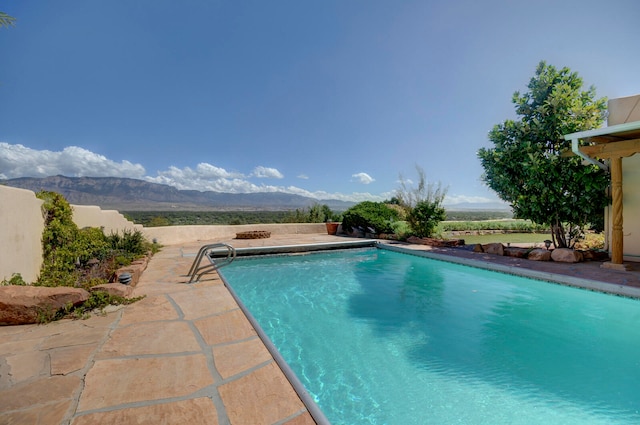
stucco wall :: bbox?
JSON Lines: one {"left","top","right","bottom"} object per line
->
{"left": 143, "top": 223, "right": 327, "bottom": 246}
{"left": 73, "top": 205, "right": 142, "bottom": 235}
{"left": 0, "top": 186, "right": 328, "bottom": 283}
{"left": 606, "top": 95, "right": 640, "bottom": 261}
{"left": 608, "top": 94, "right": 640, "bottom": 126}
{"left": 0, "top": 186, "right": 44, "bottom": 283}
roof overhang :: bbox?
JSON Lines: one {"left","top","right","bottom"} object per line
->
{"left": 564, "top": 120, "right": 640, "bottom": 144}
{"left": 564, "top": 121, "right": 640, "bottom": 170}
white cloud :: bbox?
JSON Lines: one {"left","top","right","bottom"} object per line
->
{"left": 252, "top": 166, "right": 284, "bottom": 179}
{"left": 351, "top": 172, "right": 375, "bottom": 184}
{"left": 297, "top": 174, "right": 309, "bottom": 180}
{"left": 1, "top": 142, "right": 503, "bottom": 205}
{"left": 0, "top": 142, "right": 146, "bottom": 179}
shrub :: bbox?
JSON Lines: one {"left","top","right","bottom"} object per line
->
{"left": 407, "top": 200, "right": 446, "bottom": 238}
{"left": 341, "top": 201, "right": 400, "bottom": 234}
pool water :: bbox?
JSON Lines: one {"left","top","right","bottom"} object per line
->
{"left": 221, "top": 248, "right": 640, "bottom": 424}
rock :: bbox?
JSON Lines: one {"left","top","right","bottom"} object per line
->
{"left": 482, "top": 243, "right": 505, "bottom": 256}
{"left": 91, "top": 283, "right": 134, "bottom": 298}
{"left": 581, "top": 250, "right": 609, "bottom": 261}
{"left": 473, "top": 244, "right": 484, "bottom": 253}
{"left": 0, "top": 286, "right": 90, "bottom": 325}
{"left": 504, "top": 247, "right": 529, "bottom": 258}
{"left": 527, "top": 249, "right": 552, "bottom": 261}
{"left": 551, "top": 248, "right": 584, "bottom": 263}
{"left": 407, "top": 237, "right": 465, "bottom": 247}
{"left": 113, "top": 263, "right": 145, "bottom": 287}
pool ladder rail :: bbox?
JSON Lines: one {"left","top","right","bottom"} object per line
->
{"left": 186, "top": 243, "right": 237, "bottom": 283}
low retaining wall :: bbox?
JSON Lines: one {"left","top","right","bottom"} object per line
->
{"left": 143, "top": 223, "right": 327, "bottom": 246}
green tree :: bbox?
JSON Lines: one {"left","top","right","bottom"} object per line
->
{"left": 478, "top": 61, "right": 609, "bottom": 248}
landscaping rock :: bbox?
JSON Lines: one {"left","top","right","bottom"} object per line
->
{"left": 112, "top": 263, "right": 146, "bottom": 287}
{"left": 527, "top": 249, "right": 552, "bottom": 261}
{"left": 482, "top": 243, "right": 505, "bottom": 256}
{"left": 504, "top": 247, "right": 529, "bottom": 258}
{"left": 0, "top": 286, "right": 90, "bottom": 325}
{"left": 581, "top": 250, "right": 609, "bottom": 261}
{"left": 551, "top": 248, "right": 584, "bottom": 263}
{"left": 407, "top": 237, "right": 465, "bottom": 247}
{"left": 91, "top": 283, "right": 134, "bottom": 298}
{"left": 473, "top": 244, "right": 484, "bottom": 253}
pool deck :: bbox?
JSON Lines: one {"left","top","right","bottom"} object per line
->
{"left": 2, "top": 234, "right": 640, "bottom": 425}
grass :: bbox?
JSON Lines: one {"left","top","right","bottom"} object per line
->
{"left": 450, "top": 232, "right": 605, "bottom": 250}
{"left": 449, "top": 232, "right": 550, "bottom": 246}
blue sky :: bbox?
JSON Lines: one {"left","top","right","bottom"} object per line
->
{"left": 1, "top": 0, "right": 639, "bottom": 207}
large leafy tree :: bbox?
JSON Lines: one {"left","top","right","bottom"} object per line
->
{"left": 478, "top": 61, "right": 609, "bottom": 248}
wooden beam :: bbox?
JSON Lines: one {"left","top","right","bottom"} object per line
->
{"left": 610, "top": 156, "right": 623, "bottom": 265}
{"left": 601, "top": 155, "right": 632, "bottom": 270}
{"left": 580, "top": 138, "right": 640, "bottom": 159}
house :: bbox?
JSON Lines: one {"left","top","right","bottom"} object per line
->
{"left": 564, "top": 94, "right": 640, "bottom": 269}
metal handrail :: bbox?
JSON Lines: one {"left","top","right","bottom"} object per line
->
{"left": 187, "top": 243, "right": 236, "bottom": 283}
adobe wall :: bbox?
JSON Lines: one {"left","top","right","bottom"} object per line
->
{"left": 142, "top": 223, "right": 327, "bottom": 246}
{"left": 606, "top": 94, "right": 640, "bottom": 262}
{"left": 0, "top": 186, "right": 45, "bottom": 283}
{"left": 73, "top": 205, "right": 143, "bottom": 235}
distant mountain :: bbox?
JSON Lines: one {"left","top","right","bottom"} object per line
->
{"left": 1, "top": 175, "right": 355, "bottom": 211}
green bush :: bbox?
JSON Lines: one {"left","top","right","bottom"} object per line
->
{"left": 341, "top": 201, "right": 400, "bottom": 234}
{"left": 34, "top": 190, "right": 157, "bottom": 287}
{"left": 407, "top": 200, "right": 446, "bottom": 238}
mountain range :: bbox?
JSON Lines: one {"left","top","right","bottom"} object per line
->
{"left": 1, "top": 175, "right": 355, "bottom": 211}
{"left": 1, "top": 175, "right": 510, "bottom": 212}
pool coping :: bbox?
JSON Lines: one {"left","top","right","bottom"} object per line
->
{"left": 379, "top": 243, "right": 640, "bottom": 299}
{"left": 220, "top": 273, "right": 332, "bottom": 425}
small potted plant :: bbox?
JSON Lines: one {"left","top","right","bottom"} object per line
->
{"left": 325, "top": 211, "right": 342, "bottom": 235}
{"left": 326, "top": 220, "right": 340, "bottom": 235}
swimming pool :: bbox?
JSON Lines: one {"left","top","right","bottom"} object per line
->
{"left": 220, "top": 247, "right": 640, "bottom": 424}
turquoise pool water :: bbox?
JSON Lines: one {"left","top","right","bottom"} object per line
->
{"left": 221, "top": 248, "right": 640, "bottom": 424}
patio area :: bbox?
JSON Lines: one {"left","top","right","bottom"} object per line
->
{"left": 1, "top": 233, "right": 639, "bottom": 425}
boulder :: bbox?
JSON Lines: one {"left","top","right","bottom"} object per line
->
{"left": 581, "top": 250, "right": 609, "bottom": 261}
{"left": 407, "top": 237, "right": 465, "bottom": 247}
{"left": 504, "top": 247, "right": 529, "bottom": 258}
{"left": 482, "top": 243, "right": 504, "bottom": 256}
{"left": 112, "top": 263, "right": 145, "bottom": 287}
{"left": 473, "top": 244, "right": 484, "bottom": 253}
{"left": 551, "top": 248, "right": 584, "bottom": 263}
{"left": 527, "top": 248, "right": 552, "bottom": 261}
{"left": 91, "top": 283, "right": 134, "bottom": 298}
{"left": 0, "top": 286, "right": 90, "bottom": 325}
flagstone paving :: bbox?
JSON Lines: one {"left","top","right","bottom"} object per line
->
{"left": 1, "top": 233, "right": 639, "bottom": 425}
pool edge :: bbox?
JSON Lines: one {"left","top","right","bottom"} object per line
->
{"left": 379, "top": 243, "right": 640, "bottom": 299}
